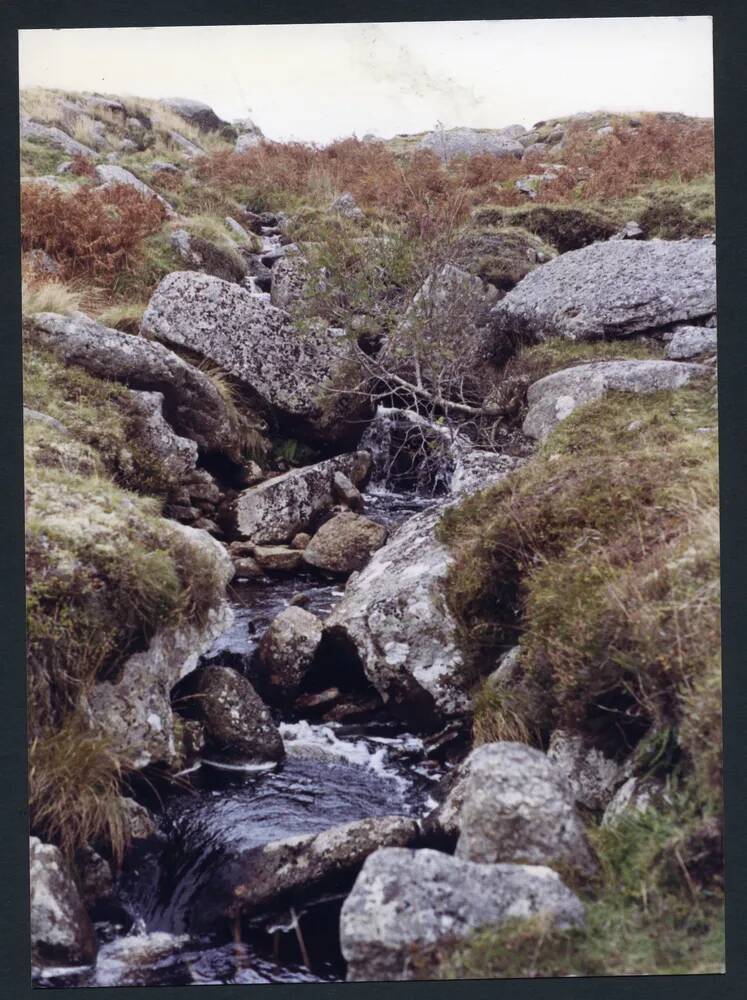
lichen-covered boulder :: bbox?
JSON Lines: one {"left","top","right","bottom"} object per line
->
{"left": 303, "top": 512, "right": 388, "bottom": 576}
{"left": 236, "top": 451, "right": 371, "bottom": 544}
{"left": 30, "top": 838, "right": 97, "bottom": 968}
{"left": 160, "top": 97, "right": 228, "bottom": 132}
{"left": 127, "top": 390, "right": 199, "bottom": 481}
{"left": 85, "top": 524, "right": 233, "bottom": 769}
{"left": 259, "top": 606, "right": 324, "bottom": 697}
{"left": 140, "top": 271, "right": 355, "bottom": 433}
{"left": 490, "top": 238, "right": 716, "bottom": 349}
{"left": 20, "top": 115, "right": 96, "bottom": 158}
{"left": 417, "top": 126, "right": 524, "bottom": 161}
{"left": 454, "top": 742, "right": 596, "bottom": 876}
{"left": 523, "top": 359, "right": 710, "bottom": 441}
{"left": 340, "top": 848, "right": 584, "bottom": 981}
{"left": 324, "top": 508, "right": 470, "bottom": 728}
{"left": 547, "top": 730, "right": 625, "bottom": 810}
{"left": 193, "top": 665, "right": 284, "bottom": 766}
{"left": 665, "top": 325, "right": 717, "bottom": 359}
{"left": 25, "top": 311, "right": 246, "bottom": 461}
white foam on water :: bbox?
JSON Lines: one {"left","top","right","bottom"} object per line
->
{"left": 200, "top": 758, "right": 279, "bottom": 773}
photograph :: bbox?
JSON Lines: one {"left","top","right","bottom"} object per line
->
{"left": 17, "top": 14, "right": 723, "bottom": 988}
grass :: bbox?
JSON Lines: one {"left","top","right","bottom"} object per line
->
{"left": 20, "top": 139, "right": 70, "bottom": 177}
{"left": 21, "top": 273, "right": 85, "bottom": 316}
{"left": 440, "top": 380, "right": 720, "bottom": 801}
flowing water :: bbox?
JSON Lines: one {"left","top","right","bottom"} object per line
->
{"left": 36, "top": 489, "right": 449, "bottom": 988}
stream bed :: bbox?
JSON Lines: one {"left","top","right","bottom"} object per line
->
{"left": 36, "top": 490, "right": 449, "bottom": 988}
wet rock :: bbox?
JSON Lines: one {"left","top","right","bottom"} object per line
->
{"left": 332, "top": 470, "right": 364, "bottom": 511}
{"left": 417, "top": 126, "right": 524, "bottom": 161}
{"left": 454, "top": 742, "right": 596, "bottom": 876}
{"left": 194, "top": 666, "right": 284, "bottom": 765}
{"left": 76, "top": 847, "right": 115, "bottom": 910}
{"left": 547, "top": 730, "right": 625, "bottom": 810}
{"left": 237, "top": 461, "right": 265, "bottom": 488}
{"left": 232, "top": 556, "right": 263, "bottom": 579}
{"left": 235, "top": 451, "right": 371, "bottom": 544}
{"left": 160, "top": 97, "right": 228, "bottom": 132}
{"left": 121, "top": 798, "right": 159, "bottom": 841}
{"left": 170, "top": 229, "right": 246, "bottom": 284}
{"left": 199, "top": 816, "right": 419, "bottom": 929}
{"left": 85, "top": 524, "right": 233, "bottom": 769}
{"left": 252, "top": 545, "right": 304, "bottom": 573}
{"left": 30, "top": 838, "right": 97, "bottom": 968}
{"left": 450, "top": 451, "right": 523, "bottom": 495}
{"left": 324, "top": 507, "right": 470, "bottom": 728}
{"left": 294, "top": 687, "right": 341, "bottom": 713}
{"left": 289, "top": 591, "right": 311, "bottom": 607}
{"left": 94, "top": 164, "right": 175, "bottom": 216}
{"left": 330, "top": 191, "right": 364, "bottom": 219}
{"left": 340, "top": 847, "right": 584, "bottom": 981}
{"left": 523, "top": 359, "right": 710, "bottom": 441}
{"left": 26, "top": 311, "right": 245, "bottom": 460}
{"left": 303, "top": 512, "right": 387, "bottom": 576}
{"left": 20, "top": 115, "right": 96, "bottom": 158}
{"left": 665, "top": 325, "right": 717, "bottom": 359}
{"left": 490, "top": 238, "right": 717, "bottom": 349}
{"left": 140, "top": 271, "right": 356, "bottom": 433}
{"left": 259, "top": 606, "right": 324, "bottom": 697}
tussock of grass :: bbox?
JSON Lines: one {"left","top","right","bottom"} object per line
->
{"left": 22, "top": 275, "right": 84, "bottom": 316}
{"left": 440, "top": 381, "right": 720, "bottom": 801}
{"left": 500, "top": 337, "right": 665, "bottom": 388}
{"left": 96, "top": 300, "right": 148, "bottom": 335}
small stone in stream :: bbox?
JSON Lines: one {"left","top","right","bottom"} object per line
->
{"left": 232, "top": 556, "right": 263, "bottom": 579}
{"left": 252, "top": 545, "right": 304, "bottom": 573}
{"left": 303, "top": 512, "right": 388, "bottom": 576}
{"left": 259, "top": 606, "right": 324, "bottom": 697}
{"left": 294, "top": 687, "right": 341, "bottom": 713}
{"left": 194, "top": 666, "right": 284, "bottom": 765}
{"left": 289, "top": 592, "right": 311, "bottom": 607}
{"left": 332, "top": 471, "right": 365, "bottom": 511}
{"left": 290, "top": 532, "right": 311, "bottom": 550}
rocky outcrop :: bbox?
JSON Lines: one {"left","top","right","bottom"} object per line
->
{"left": 170, "top": 229, "right": 247, "bottom": 284}
{"left": 192, "top": 816, "right": 419, "bottom": 932}
{"left": 324, "top": 507, "right": 470, "bottom": 728}
{"left": 340, "top": 848, "right": 585, "bottom": 981}
{"left": 94, "top": 164, "right": 175, "bottom": 216}
{"left": 236, "top": 452, "right": 371, "bottom": 543}
{"left": 26, "top": 311, "right": 245, "bottom": 460}
{"left": 30, "top": 838, "right": 98, "bottom": 968}
{"left": 160, "top": 97, "right": 228, "bottom": 132}
{"left": 417, "top": 126, "right": 524, "bottom": 161}
{"left": 303, "top": 512, "right": 388, "bottom": 575}
{"left": 85, "top": 524, "right": 233, "bottom": 769}
{"left": 140, "top": 271, "right": 356, "bottom": 434}
{"left": 20, "top": 115, "right": 96, "bottom": 158}
{"left": 490, "top": 238, "right": 717, "bottom": 350}
{"left": 523, "top": 359, "right": 710, "bottom": 441}
{"left": 454, "top": 743, "right": 596, "bottom": 876}
{"left": 192, "top": 666, "right": 284, "bottom": 766}
{"left": 665, "top": 325, "right": 718, "bottom": 359}
{"left": 127, "top": 390, "right": 200, "bottom": 482}
{"left": 258, "top": 606, "right": 324, "bottom": 697}
{"left": 167, "top": 130, "right": 203, "bottom": 158}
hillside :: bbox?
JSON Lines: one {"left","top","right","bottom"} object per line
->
{"left": 20, "top": 88, "right": 721, "bottom": 985}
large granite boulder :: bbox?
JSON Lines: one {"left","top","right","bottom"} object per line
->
{"left": 236, "top": 452, "right": 371, "bottom": 544}
{"left": 303, "top": 512, "right": 388, "bottom": 576}
{"left": 140, "top": 271, "right": 356, "bottom": 434}
{"left": 340, "top": 847, "right": 585, "bottom": 981}
{"left": 324, "top": 507, "right": 470, "bottom": 729}
{"left": 25, "top": 311, "right": 246, "bottom": 461}
{"left": 192, "top": 666, "right": 284, "bottom": 766}
{"left": 665, "top": 325, "right": 718, "bottom": 359}
{"left": 20, "top": 115, "right": 96, "bottom": 158}
{"left": 489, "top": 238, "right": 716, "bottom": 351}
{"left": 160, "top": 97, "right": 228, "bottom": 132}
{"left": 523, "top": 359, "right": 710, "bottom": 441}
{"left": 85, "top": 524, "right": 233, "bottom": 769}
{"left": 454, "top": 743, "right": 596, "bottom": 876}
{"left": 417, "top": 127, "right": 524, "bottom": 161}
{"left": 258, "top": 606, "right": 324, "bottom": 697}
{"left": 30, "top": 838, "right": 98, "bottom": 968}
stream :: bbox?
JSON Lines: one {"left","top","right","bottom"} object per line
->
{"left": 36, "top": 489, "right": 450, "bottom": 988}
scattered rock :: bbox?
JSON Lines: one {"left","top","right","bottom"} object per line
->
{"left": 340, "top": 847, "right": 584, "bottom": 981}
{"left": 490, "top": 238, "right": 717, "bottom": 349}
{"left": 665, "top": 325, "right": 717, "bottom": 359}
{"left": 127, "top": 389, "right": 199, "bottom": 482}
{"left": 454, "top": 742, "right": 596, "bottom": 876}
{"left": 76, "top": 847, "right": 115, "bottom": 910}
{"left": 332, "top": 470, "right": 364, "bottom": 511}
{"left": 486, "top": 645, "right": 523, "bottom": 688}
{"left": 601, "top": 776, "right": 667, "bottom": 827}
{"left": 94, "top": 164, "right": 175, "bottom": 216}
{"left": 236, "top": 451, "right": 371, "bottom": 543}
{"left": 547, "top": 730, "right": 625, "bottom": 810}
{"left": 303, "top": 512, "right": 387, "bottom": 576}
{"left": 20, "top": 116, "right": 96, "bottom": 158}
{"left": 233, "top": 556, "right": 263, "bottom": 579}
{"left": 193, "top": 666, "right": 284, "bottom": 765}
{"left": 30, "top": 838, "right": 97, "bottom": 968}
{"left": 259, "top": 606, "right": 324, "bottom": 697}
{"left": 26, "top": 311, "right": 246, "bottom": 460}
{"left": 121, "top": 797, "right": 159, "bottom": 840}
{"left": 167, "top": 129, "right": 203, "bottom": 158}
{"left": 290, "top": 532, "right": 311, "bottom": 550}
{"left": 610, "top": 220, "right": 645, "bottom": 240}
{"left": 330, "top": 191, "right": 364, "bottom": 219}
{"left": 523, "top": 359, "right": 710, "bottom": 441}
{"left": 160, "top": 97, "right": 228, "bottom": 132}
{"left": 252, "top": 545, "right": 304, "bottom": 573}
{"left": 270, "top": 253, "right": 310, "bottom": 311}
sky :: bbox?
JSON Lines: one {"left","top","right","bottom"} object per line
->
{"left": 18, "top": 17, "right": 713, "bottom": 144}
